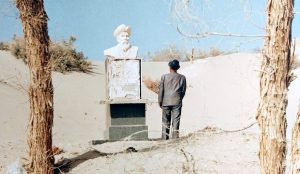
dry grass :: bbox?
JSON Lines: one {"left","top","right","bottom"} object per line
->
{"left": 143, "top": 76, "right": 160, "bottom": 94}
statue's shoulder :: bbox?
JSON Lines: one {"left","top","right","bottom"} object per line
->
{"left": 104, "top": 46, "right": 118, "bottom": 57}
{"left": 129, "top": 46, "right": 138, "bottom": 56}
{"left": 104, "top": 45, "right": 139, "bottom": 59}
{"left": 131, "top": 46, "right": 138, "bottom": 51}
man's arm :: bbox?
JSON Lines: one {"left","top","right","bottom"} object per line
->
{"left": 158, "top": 75, "right": 164, "bottom": 108}
{"left": 182, "top": 76, "right": 186, "bottom": 98}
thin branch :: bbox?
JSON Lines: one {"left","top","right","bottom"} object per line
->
{"left": 181, "top": 149, "right": 197, "bottom": 174}
{"left": 177, "top": 25, "right": 267, "bottom": 39}
{"left": 222, "top": 122, "right": 256, "bottom": 133}
{"left": 240, "top": 0, "right": 266, "bottom": 31}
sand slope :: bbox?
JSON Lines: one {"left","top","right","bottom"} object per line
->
{"left": 1, "top": 49, "right": 300, "bottom": 173}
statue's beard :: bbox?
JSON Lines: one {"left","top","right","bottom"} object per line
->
{"left": 119, "top": 42, "right": 131, "bottom": 52}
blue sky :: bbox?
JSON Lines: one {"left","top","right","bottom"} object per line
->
{"left": 0, "top": 0, "right": 299, "bottom": 60}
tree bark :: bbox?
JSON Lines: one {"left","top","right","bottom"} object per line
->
{"left": 256, "top": 0, "right": 294, "bottom": 173}
{"left": 292, "top": 105, "right": 300, "bottom": 174}
{"left": 16, "top": 1, "right": 54, "bottom": 174}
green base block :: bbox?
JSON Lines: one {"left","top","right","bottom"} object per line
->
{"left": 110, "top": 103, "right": 146, "bottom": 125}
{"left": 109, "top": 125, "right": 148, "bottom": 140}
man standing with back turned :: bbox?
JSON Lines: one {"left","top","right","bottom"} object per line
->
{"left": 158, "top": 59, "right": 186, "bottom": 140}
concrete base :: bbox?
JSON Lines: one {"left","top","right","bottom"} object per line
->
{"left": 109, "top": 125, "right": 148, "bottom": 140}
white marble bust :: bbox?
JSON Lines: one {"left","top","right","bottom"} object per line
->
{"left": 104, "top": 24, "right": 138, "bottom": 59}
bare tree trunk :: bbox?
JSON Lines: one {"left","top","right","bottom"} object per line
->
{"left": 16, "top": 1, "right": 54, "bottom": 174}
{"left": 292, "top": 105, "right": 300, "bottom": 174}
{"left": 256, "top": 0, "right": 294, "bottom": 173}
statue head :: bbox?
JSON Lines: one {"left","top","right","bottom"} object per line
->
{"left": 113, "top": 24, "right": 132, "bottom": 44}
{"left": 104, "top": 24, "right": 138, "bottom": 58}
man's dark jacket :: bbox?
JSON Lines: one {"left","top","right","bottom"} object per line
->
{"left": 158, "top": 72, "right": 186, "bottom": 107}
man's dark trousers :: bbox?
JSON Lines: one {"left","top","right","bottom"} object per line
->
{"left": 162, "top": 105, "right": 182, "bottom": 140}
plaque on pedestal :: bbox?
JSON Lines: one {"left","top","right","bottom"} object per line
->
{"left": 105, "top": 57, "right": 141, "bottom": 100}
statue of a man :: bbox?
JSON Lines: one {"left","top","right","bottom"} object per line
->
{"left": 104, "top": 24, "right": 138, "bottom": 59}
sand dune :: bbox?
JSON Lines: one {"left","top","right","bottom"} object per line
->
{"left": 1, "top": 49, "right": 300, "bottom": 173}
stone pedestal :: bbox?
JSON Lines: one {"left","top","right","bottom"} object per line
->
{"left": 107, "top": 101, "right": 148, "bottom": 140}
{"left": 103, "top": 25, "right": 148, "bottom": 141}
{"left": 104, "top": 57, "right": 148, "bottom": 140}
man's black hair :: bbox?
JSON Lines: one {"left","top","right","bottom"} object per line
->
{"left": 168, "top": 59, "right": 180, "bottom": 70}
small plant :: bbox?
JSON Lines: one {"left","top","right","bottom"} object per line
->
{"left": 143, "top": 76, "right": 160, "bottom": 94}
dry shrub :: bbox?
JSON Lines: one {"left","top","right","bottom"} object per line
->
{"left": 253, "top": 48, "right": 262, "bottom": 53}
{"left": 10, "top": 37, "right": 27, "bottom": 63}
{"left": 188, "top": 47, "right": 232, "bottom": 60}
{"left": 209, "top": 47, "right": 224, "bottom": 57}
{"left": 148, "top": 45, "right": 232, "bottom": 62}
{"left": 143, "top": 76, "right": 160, "bottom": 94}
{"left": 0, "top": 42, "right": 10, "bottom": 51}
{"left": 148, "top": 45, "right": 188, "bottom": 62}
{"left": 52, "top": 146, "right": 64, "bottom": 156}
{"left": 8, "top": 36, "right": 93, "bottom": 73}
{"left": 291, "top": 55, "right": 300, "bottom": 70}
{"left": 48, "top": 37, "right": 93, "bottom": 73}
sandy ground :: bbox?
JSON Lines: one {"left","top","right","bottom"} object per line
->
{"left": 1, "top": 49, "right": 300, "bottom": 173}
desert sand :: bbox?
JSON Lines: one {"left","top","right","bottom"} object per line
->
{"left": 1, "top": 48, "right": 300, "bottom": 173}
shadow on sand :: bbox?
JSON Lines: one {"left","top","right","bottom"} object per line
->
{"left": 54, "top": 150, "right": 110, "bottom": 173}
